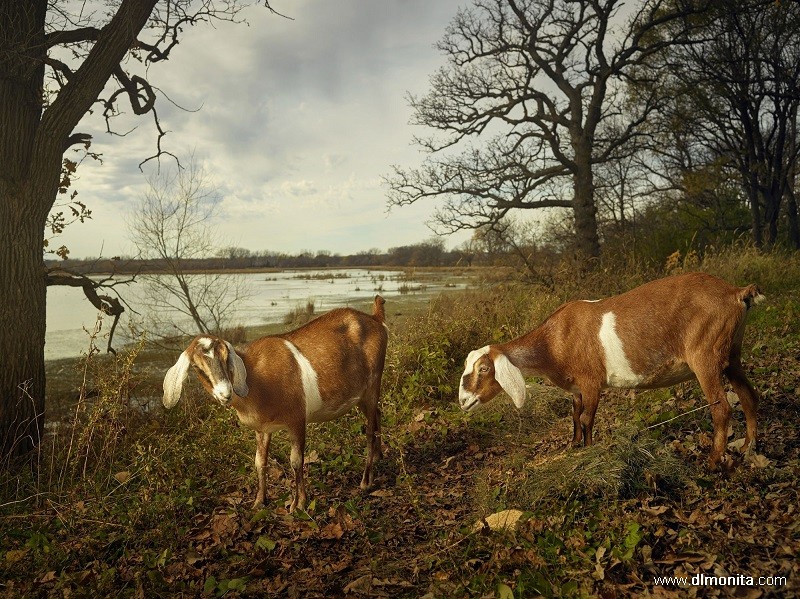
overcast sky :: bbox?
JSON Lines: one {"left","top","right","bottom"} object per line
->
{"left": 56, "top": 0, "right": 470, "bottom": 260}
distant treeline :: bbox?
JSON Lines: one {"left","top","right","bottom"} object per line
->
{"left": 47, "top": 240, "right": 480, "bottom": 274}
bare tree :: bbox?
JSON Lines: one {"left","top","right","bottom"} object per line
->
{"left": 386, "top": 0, "right": 707, "bottom": 262}
{"left": 128, "top": 158, "right": 251, "bottom": 339}
{"left": 0, "top": 0, "right": 276, "bottom": 463}
{"left": 643, "top": 0, "right": 800, "bottom": 248}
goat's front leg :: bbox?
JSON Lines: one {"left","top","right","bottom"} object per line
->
{"left": 253, "top": 431, "right": 272, "bottom": 509}
{"left": 571, "top": 393, "right": 584, "bottom": 447}
{"left": 288, "top": 428, "right": 307, "bottom": 513}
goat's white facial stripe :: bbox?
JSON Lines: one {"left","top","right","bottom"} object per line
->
{"left": 283, "top": 340, "right": 323, "bottom": 418}
{"left": 459, "top": 346, "right": 490, "bottom": 408}
{"left": 598, "top": 312, "right": 641, "bottom": 387}
{"left": 198, "top": 336, "right": 215, "bottom": 357}
{"left": 461, "top": 346, "right": 490, "bottom": 379}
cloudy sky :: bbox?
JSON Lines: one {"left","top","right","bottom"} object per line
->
{"left": 56, "top": 0, "right": 471, "bottom": 259}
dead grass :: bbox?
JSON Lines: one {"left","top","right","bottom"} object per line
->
{"left": 4, "top": 247, "right": 799, "bottom": 597}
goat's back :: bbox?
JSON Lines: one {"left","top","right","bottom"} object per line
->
{"left": 539, "top": 273, "right": 760, "bottom": 389}
{"left": 242, "top": 307, "right": 387, "bottom": 415}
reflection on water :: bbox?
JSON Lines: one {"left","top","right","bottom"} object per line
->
{"left": 46, "top": 269, "right": 465, "bottom": 360}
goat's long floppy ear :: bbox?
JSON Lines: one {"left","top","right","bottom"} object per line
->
{"left": 225, "top": 342, "right": 249, "bottom": 397}
{"left": 163, "top": 351, "right": 191, "bottom": 409}
{"left": 493, "top": 353, "right": 526, "bottom": 409}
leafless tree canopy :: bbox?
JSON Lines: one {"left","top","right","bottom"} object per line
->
{"left": 385, "top": 0, "right": 707, "bottom": 259}
{"left": 639, "top": 0, "right": 800, "bottom": 248}
{"left": 128, "top": 157, "right": 251, "bottom": 339}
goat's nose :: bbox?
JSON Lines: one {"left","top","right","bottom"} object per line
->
{"left": 213, "top": 380, "right": 233, "bottom": 402}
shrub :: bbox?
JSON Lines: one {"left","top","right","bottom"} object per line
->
{"left": 283, "top": 299, "right": 316, "bottom": 325}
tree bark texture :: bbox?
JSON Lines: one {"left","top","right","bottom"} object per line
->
{"left": 0, "top": 0, "right": 158, "bottom": 463}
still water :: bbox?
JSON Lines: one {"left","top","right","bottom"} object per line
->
{"left": 46, "top": 269, "right": 462, "bottom": 360}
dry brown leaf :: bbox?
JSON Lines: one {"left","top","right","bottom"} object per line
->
{"left": 728, "top": 437, "right": 747, "bottom": 451}
{"left": 319, "top": 523, "right": 344, "bottom": 540}
{"left": 4, "top": 550, "right": 27, "bottom": 564}
{"left": 37, "top": 571, "right": 57, "bottom": 584}
{"left": 473, "top": 509, "right": 525, "bottom": 532}
{"left": 748, "top": 453, "right": 770, "bottom": 469}
{"left": 368, "top": 489, "right": 394, "bottom": 497}
{"left": 643, "top": 505, "right": 669, "bottom": 516}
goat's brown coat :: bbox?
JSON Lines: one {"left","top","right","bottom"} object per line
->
{"left": 164, "top": 296, "right": 388, "bottom": 511}
{"left": 460, "top": 273, "right": 763, "bottom": 467}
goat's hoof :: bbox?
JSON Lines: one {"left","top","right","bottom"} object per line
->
{"left": 741, "top": 439, "right": 756, "bottom": 457}
{"left": 708, "top": 454, "right": 733, "bottom": 475}
{"left": 287, "top": 499, "right": 306, "bottom": 514}
{"left": 252, "top": 498, "right": 265, "bottom": 510}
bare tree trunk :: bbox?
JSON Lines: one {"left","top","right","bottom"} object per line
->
{"left": 763, "top": 188, "right": 781, "bottom": 248}
{"left": 787, "top": 188, "right": 800, "bottom": 249}
{"left": 785, "top": 117, "right": 799, "bottom": 249}
{"left": 0, "top": 187, "right": 48, "bottom": 462}
{"left": 1, "top": 0, "right": 159, "bottom": 464}
{"left": 573, "top": 148, "right": 601, "bottom": 260}
{"left": 745, "top": 184, "right": 763, "bottom": 247}
{"left": 0, "top": 0, "right": 49, "bottom": 462}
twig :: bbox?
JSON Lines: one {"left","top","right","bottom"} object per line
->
{"left": 639, "top": 400, "right": 720, "bottom": 432}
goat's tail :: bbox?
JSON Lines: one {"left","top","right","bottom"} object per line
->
{"left": 372, "top": 295, "right": 386, "bottom": 323}
{"left": 739, "top": 284, "right": 765, "bottom": 309}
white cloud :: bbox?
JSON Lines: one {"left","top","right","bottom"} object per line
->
{"left": 53, "top": 0, "right": 468, "bottom": 259}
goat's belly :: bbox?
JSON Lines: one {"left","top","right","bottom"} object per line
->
{"left": 237, "top": 411, "right": 286, "bottom": 433}
{"left": 637, "top": 360, "right": 695, "bottom": 389}
{"left": 307, "top": 395, "right": 361, "bottom": 424}
{"left": 606, "top": 359, "right": 694, "bottom": 389}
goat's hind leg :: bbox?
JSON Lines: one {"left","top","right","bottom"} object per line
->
{"left": 571, "top": 393, "right": 584, "bottom": 447}
{"left": 253, "top": 432, "right": 272, "bottom": 509}
{"left": 358, "top": 389, "right": 381, "bottom": 490}
{"left": 725, "top": 359, "right": 759, "bottom": 454}
{"left": 694, "top": 365, "right": 732, "bottom": 469}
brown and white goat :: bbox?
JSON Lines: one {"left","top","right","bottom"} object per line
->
{"left": 163, "top": 296, "right": 388, "bottom": 511}
{"left": 459, "top": 273, "right": 764, "bottom": 467}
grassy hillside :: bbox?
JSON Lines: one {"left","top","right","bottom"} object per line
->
{"left": 2, "top": 247, "right": 799, "bottom": 597}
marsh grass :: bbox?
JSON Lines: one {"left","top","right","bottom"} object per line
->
{"left": 283, "top": 299, "right": 316, "bottom": 325}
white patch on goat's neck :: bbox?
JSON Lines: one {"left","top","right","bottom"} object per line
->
{"left": 283, "top": 340, "right": 323, "bottom": 418}
{"left": 598, "top": 312, "right": 641, "bottom": 388}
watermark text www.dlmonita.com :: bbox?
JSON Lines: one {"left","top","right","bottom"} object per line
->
{"left": 654, "top": 574, "right": 788, "bottom": 588}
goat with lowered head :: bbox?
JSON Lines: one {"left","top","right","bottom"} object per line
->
{"left": 459, "top": 273, "right": 764, "bottom": 468}
{"left": 163, "top": 296, "right": 388, "bottom": 511}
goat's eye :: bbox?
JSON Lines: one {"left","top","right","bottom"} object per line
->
{"left": 478, "top": 365, "right": 489, "bottom": 373}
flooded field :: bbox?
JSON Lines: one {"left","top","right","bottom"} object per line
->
{"left": 46, "top": 268, "right": 474, "bottom": 360}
